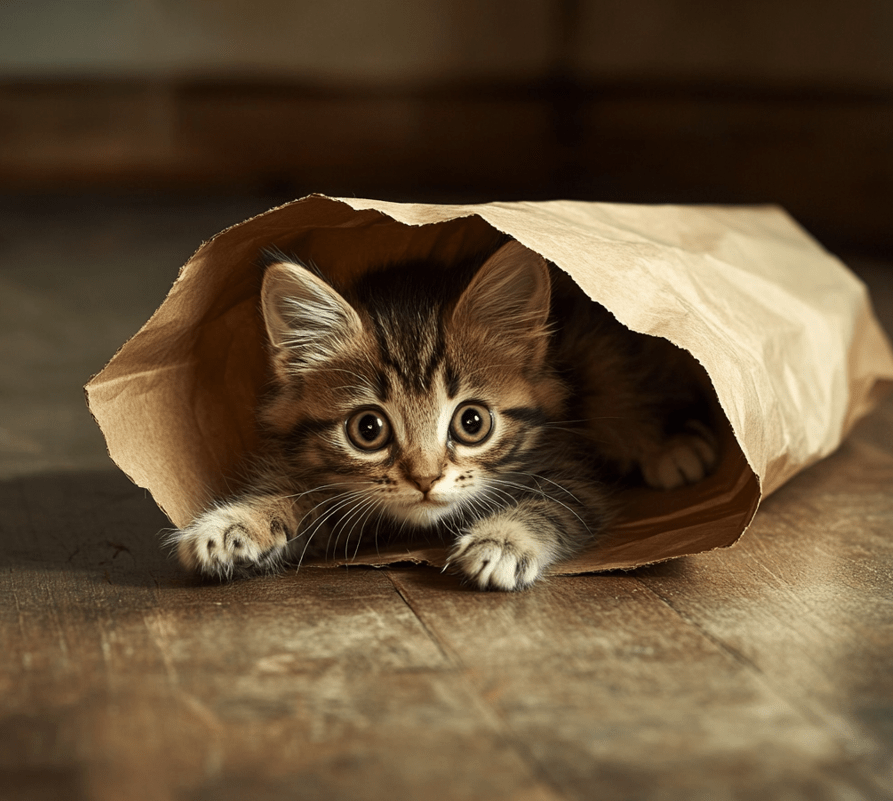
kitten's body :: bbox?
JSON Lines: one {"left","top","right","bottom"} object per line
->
{"left": 174, "top": 241, "right": 716, "bottom": 590}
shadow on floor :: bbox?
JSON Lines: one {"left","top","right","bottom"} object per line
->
{"left": 0, "top": 468, "right": 456, "bottom": 593}
{"left": 0, "top": 469, "right": 186, "bottom": 589}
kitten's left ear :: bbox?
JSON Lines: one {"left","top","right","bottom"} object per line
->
{"left": 452, "top": 241, "right": 552, "bottom": 358}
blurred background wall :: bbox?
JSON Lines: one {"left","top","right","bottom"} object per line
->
{"left": 1, "top": 0, "right": 891, "bottom": 252}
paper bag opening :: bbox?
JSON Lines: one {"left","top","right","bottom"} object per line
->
{"left": 85, "top": 195, "right": 893, "bottom": 573}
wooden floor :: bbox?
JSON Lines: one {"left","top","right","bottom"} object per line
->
{"left": 1, "top": 194, "right": 892, "bottom": 801}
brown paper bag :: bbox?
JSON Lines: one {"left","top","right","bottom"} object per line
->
{"left": 85, "top": 195, "right": 893, "bottom": 573}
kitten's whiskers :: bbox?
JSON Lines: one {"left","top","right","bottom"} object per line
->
{"left": 486, "top": 475, "right": 594, "bottom": 537}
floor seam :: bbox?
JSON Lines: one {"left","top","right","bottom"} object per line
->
{"left": 384, "top": 570, "right": 573, "bottom": 801}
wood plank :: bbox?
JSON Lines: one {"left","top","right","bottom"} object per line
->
{"left": 388, "top": 562, "right": 889, "bottom": 799}
{"left": 0, "top": 471, "right": 560, "bottom": 801}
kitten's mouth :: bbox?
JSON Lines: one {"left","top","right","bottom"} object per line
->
{"left": 388, "top": 495, "right": 452, "bottom": 526}
{"left": 418, "top": 497, "right": 450, "bottom": 510}
{"left": 421, "top": 494, "right": 448, "bottom": 504}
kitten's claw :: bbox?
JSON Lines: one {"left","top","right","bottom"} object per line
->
{"left": 449, "top": 520, "right": 552, "bottom": 591}
{"left": 173, "top": 502, "right": 290, "bottom": 580}
{"left": 640, "top": 420, "right": 718, "bottom": 490}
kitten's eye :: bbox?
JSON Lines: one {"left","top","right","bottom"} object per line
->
{"left": 346, "top": 409, "right": 391, "bottom": 451}
{"left": 450, "top": 402, "right": 493, "bottom": 445}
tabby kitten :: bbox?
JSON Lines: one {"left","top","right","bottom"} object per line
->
{"left": 174, "top": 240, "right": 716, "bottom": 590}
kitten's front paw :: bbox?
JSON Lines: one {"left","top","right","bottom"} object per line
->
{"left": 640, "top": 420, "right": 718, "bottom": 490}
{"left": 449, "top": 518, "right": 553, "bottom": 591}
{"left": 173, "top": 501, "right": 291, "bottom": 580}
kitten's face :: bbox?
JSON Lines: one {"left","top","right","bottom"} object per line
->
{"left": 304, "top": 354, "right": 548, "bottom": 528}
{"left": 259, "top": 241, "right": 566, "bottom": 530}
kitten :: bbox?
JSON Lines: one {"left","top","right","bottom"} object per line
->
{"left": 173, "top": 240, "right": 716, "bottom": 590}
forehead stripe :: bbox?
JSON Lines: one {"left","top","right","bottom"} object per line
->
{"left": 444, "top": 361, "right": 460, "bottom": 399}
{"left": 421, "top": 338, "right": 446, "bottom": 393}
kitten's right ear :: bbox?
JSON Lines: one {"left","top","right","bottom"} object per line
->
{"left": 452, "top": 241, "right": 552, "bottom": 360}
{"left": 261, "top": 260, "right": 362, "bottom": 367}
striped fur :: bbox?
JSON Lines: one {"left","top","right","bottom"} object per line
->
{"left": 174, "top": 240, "right": 716, "bottom": 590}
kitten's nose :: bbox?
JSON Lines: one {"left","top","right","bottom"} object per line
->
{"left": 409, "top": 472, "right": 441, "bottom": 493}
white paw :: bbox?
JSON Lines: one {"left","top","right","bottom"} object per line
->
{"left": 448, "top": 518, "right": 553, "bottom": 591}
{"left": 173, "top": 504, "right": 289, "bottom": 580}
{"left": 640, "top": 421, "right": 718, "bottom": 490}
